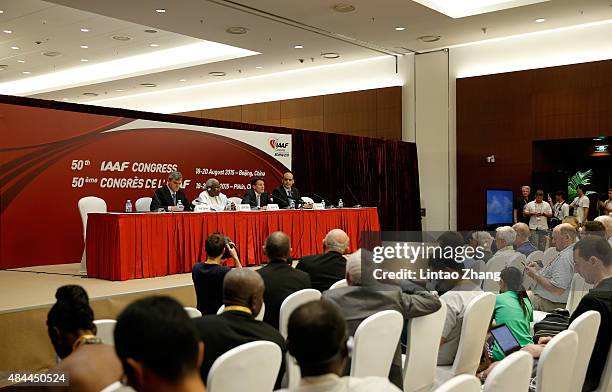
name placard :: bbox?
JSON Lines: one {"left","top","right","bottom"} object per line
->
{"left": 267, "top": 204, "right": 280, "bottom": 211}
{"left": 239, "top": 204, "right": 252, "bottom": 211}
{"left": 313, "top": 203, "right": 325, "bottom": 210}
{"left": 194, "top": 204, "right": 211, "bottom": 212}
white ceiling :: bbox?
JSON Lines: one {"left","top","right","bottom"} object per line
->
{"left": 1, "top": 0, "right": 611, "bottom": 105}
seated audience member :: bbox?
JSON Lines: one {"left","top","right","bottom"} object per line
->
{"left": 594, "top": 215, "right": 612, "bottom": 246}
{"left": 468, "top": 231, "right": 494, "bottom": 263}
{"left": 581, "top": 221, "right": 607, "bottom": 238}
{"left": 278, "top": 300, "right": 402, "bottom": 392}
{"left": 513, "top": 223, "right": 537, "bottom": 257}
{"left": 192, "top": 233, "right": 242, "bottom": 315}
{"left": 525, "top": 223, "right": 576, "bottom": 311}
{"left": 257, "top": 232, "right": 311, "bottom": 329}
{"left": 570, "top": 184, "right": 590, "bottom": 225}
{"left": 514, "top": 185, "right": 531, "bottom": 224}
{"left": 46, "top": 285, "right": 125, "bottom": 392}
{"left": 562, "top": 216, "right": 580, "bottom": 231}
{"left": 492, "top": 226, "right": 518, "bottom": 259}
{"left": 150, "top": 170, "right": 192, "bottom": 212}
{"left": 272, "top": 171, "right": 312, "bottom": 209}
{"left": 297, "top": 229, "right": 350, "bottom": 292}
{"left": 521, "top": 236, "right": 611, "bottom": 392}
{"left": 323, "top": 250, "right": 441, "bottom": 387}
{"left": 242, "top": 177, "right": 270, "bottom": 209}
{"left": 431, "top": 254, "right": 483, "bottom": 366}
{"left": 549, "top": 191, "right": 570, "bottom": 227}
{"left": 193, "top": 178, "right": 234, "bottom": 211}
{"left": 194, "top": 269, "right": 286, "bottom": 388}
{"left": 598, "top": 188, "right": 612, "bottom": 216}
{"left": 114, "top": 296, "right": 206, "bottom": 392}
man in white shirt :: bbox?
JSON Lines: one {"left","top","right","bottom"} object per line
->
{"left": 193, "top": 178, "right": 233, "bottom": 211}
{"left": 549, "top": 191, "right": 570, "bottom": 223}
{"left": 278, "top": 300, "right": 401, "bottom": 392}
{"left": 570, "top": 184, "right": 590, "bottom": 225}
{"left": 524, "top": 190, "right": 552, "bottom": 230}
{"left": 492, "top": 226, "right": 518, "bottom": 259}
{"left": 594, "top": 215, "right": 612, "bottom": 246}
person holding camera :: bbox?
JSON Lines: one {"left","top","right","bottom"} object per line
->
{"left": 192, "top": 233, "right": 242, "bottom": 315}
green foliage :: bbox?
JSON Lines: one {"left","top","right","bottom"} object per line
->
{"left": 567, "top": 169, "right": 597, "bottom": 200}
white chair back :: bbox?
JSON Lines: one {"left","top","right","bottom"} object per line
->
{"left": 78, "top": 196, "right": 107, "bottom": 273}
{"left": 508, "top": 253, "right": 535, "bottom": 290}
{"left": 184, "top": 307, "right": 202, "bottom": 318}
{"left": 542, "top": 247, "right": 559, "bottom": 267}
{"left": 535, "top": 330, "right": 579, "bottom": 392}
{"left": 483, "top": 351, "right": 533, "bottom": 392}
{"left": 279, "top": 289, "right": 321, "bottom": 389}
{"left": 403, "top": 304, "right": 447, "bottom": 392}
{"left": 216, "top": 303, "right": 266, "bottom": 321}
{"left": 526, "top": 250, "right": 544, "bottom": 264}
{"left": 350, "top": 310, "right": 403, "bottom": 378}
{"left": 594, "top": 344, "right": 612, "bottom": 392}
{"left": 94, "top": 319, "right": 117, "bottom": 345}
{"left": 207, "top": 341, "right": 281, "bottom": 392}
{"left": 435, "top": 375, "right": 481, "bottom": 392}
{"left": 452, "top": 292, "right": 496, "bottom": 376}
{"left": 228, "top": 197, "right": 243, "bottom": 207}
{"left": 568, "top": 311, "right": 601, "bottom": 392}
{"left": 482, "top": 256, "right": 510, "bottom": 292}
{"left": 301, "top": 196, "right": 315, "bottom": 204}
{"left": 566, "top": 273, "right": 594, "bottom": 313}
{"left": 135, "top": 197, "right": 152, "bottom": 212}
{"left": 329, "top": 279, "right": 348, "bottom": 290}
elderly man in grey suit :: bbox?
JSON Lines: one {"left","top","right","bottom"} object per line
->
{"left": 323, "top": 249, "right": 441, "bottom": 388}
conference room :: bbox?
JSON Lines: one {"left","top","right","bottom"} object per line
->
{"left": 1, "top": 0, "right": 611, "bottom": 391}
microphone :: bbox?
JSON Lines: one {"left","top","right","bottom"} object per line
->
{"left": 346, "top": 184, "right": 362, "bottom": 208}
{"left": 311, "top": 192, "right": 333, "bottom": 206}
{"left": 287, "top": 195, "right": 305, "bottom": 205}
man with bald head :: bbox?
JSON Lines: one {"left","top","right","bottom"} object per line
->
{"left": 194, "top": 178, "right": 234, "bottom": 211}
{"left": 594, "top": 215, "right": 612, "bottom": 246}
{"left": 297, "top": 229, "right": 351, "bottom": 292}
{"left": 272, "top": 171, "right": 312, "bottom": 209}
{"left": 193, "top": 269, "right": 286, "bottom": 387}
{"left": 257, "top": 231, "right": 311, "bottom": 329}
{"left": 512, "top": 222, "right": 537, "bottom": 257}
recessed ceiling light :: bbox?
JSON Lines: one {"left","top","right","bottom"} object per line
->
{"left": 321, "top": 52, "right": 340, "bottom": 59}
{"left": 80, "top": 28, "right": 89, "bottom": 32}
{"left": 22, "top": 71, "right": 31, "bottom": 74}
{"left": 83, "top": 92, "right": 98, "bottom": 96}
{"left": 149, "top": 43, "right": 159, "bottom": 47}
{"left": 294, "top": 45, "right": 304, "bottom": 49}
{"left": 112, "top": 35, "right": 132, "bottom": 41}
{"left": 333, "top": 3, "right": 356, "bottom": 12}
{"left": 179, "top": 79, "right": 187, "bottom": 82}
{"left": 209, "top": 71, "right": 226, "bottom": 77}
{"left": 535, "top": 18, "right": 546, "bottom": 23}
{"left": 155, "top": 8, "right": 166, "bottom": 13}
{"left": 80, "top": 45, "right": 88, "bottom": 49}
{"left": 10, "top": 46, "right": 19, "bottom": 50}
{"left": 140, "top": 83, "right": 157, "bottom": 87}
{"left": 255, "top": 66, "right": 263, "bottom": 69}
{"left": 417, "top": 35, "right": 441, "bottom": 42}
{"left": 115, "top": 89, "right": 124, "bottom": 92}
{"left": 80, "top": 59, "right": 88, "bottom": 62}
{"left": 411, "top": 0, "right": 550, "bottom": 18}
{"left": 144, "top": 29, "right": 158, "bottom": 33}
{"left": 42, "top": 51, "right": 62, "bottom": 57}
{"left": 0, "top": 10, "right": 4, "bottom": 14}
{"left": 17, "top": 60, "right": 25, "bottom": 63}
{"left": 394, "top": 27, "right": 406, "bottom": 31}
{"left": 0, "top": 65, "right": 7, "bottom": 70}
{"left": 3, "top": 30, "right": 12, "bottom": 34}
{"left": 226, "top": 26, "right": 248, "bottom": 35}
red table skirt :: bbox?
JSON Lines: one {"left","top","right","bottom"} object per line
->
{"left": 86, "top": 208, "right": 380, "bottom": 281}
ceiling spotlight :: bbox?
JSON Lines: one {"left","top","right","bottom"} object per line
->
{"left": 10, "top": 46, "right": 19, "bottom": 50}
{"left": 321, "top": 52, "right": 340, "bottom": 59}
{"left": 22, "top": 71, "right": 31, "bottom": 74}
{"left": 144, "top": 29, "right": 158, "bottom": 33}
{"left": 149, "top": 43, "right": 159, "bottom": 47}
{"left": 0, "top": 10, "right": 4, "bottom": 14}
{"left": 0, "top": 64, "right": 7, "bottom": 70}
{"left": 226, "top": 26, "right": 248, "bottom": 35}
{"left": 179, "top": 79, "right": 187, "bottom": 82}
{"left": 155, "top": 8, "right": 166, "bottom": 13}
{"left": 80, "top": 59, "right": 88, "bottom": 62}
{"left": 294, "top": 45, "right": 304, "bottom": 49}
{"left": 394, "top": 27, "right": 406, "bottom": 31}
{"left": 112, "top": 35, "right": 132, "bottom": 41}
{"left": 83, "top": 92, "right": 98, "bottom": 96}
{"left": 417, "top": 35, "right": 441, "bottom": 42}
{"left": 42, "top": 51, "right": 62, "bottom": 57}
{"left": 209, "top": 71, "right": 226, "bottom": 77}
{"left": 80, "top": 45, "right": 88, "bottom": 49}
{"left": 115, "top": 89, "right": 124, "bottom": 92}
{"left": 140, "top": 83, "right": 157, "bottom": 87}
{"left": 80, "top": 28, "right": 89, "bottom": 32}
{"left": 17, "top": 60, "right": 25, "bottom": 63}
{"left": 535, "top": 18, "right": 546, "bottom": 23}
{"left": 255, "top": 66, "right": 263, "bottom": 69}
{"left": 3, "top": 30, "right": 12, "bottom": 34}
{"left": 333, "top": 3, "right": 356, "bottom": 12}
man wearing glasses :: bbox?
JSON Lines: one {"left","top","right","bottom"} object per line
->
{"left": 194, "top": 178, "right": 235, "bottom": 211}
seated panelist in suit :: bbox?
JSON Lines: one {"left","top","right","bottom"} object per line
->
{"left": 242, "top": 177, "right": 271, "bottom": 210}
{"left": 272, "top": 171, "right": 313, "bottom": 209}
{"left": 150, "top": 170, "right": 192, "bottom": 212}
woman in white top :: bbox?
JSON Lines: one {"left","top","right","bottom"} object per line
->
{"left": 570, "top": 184, "right": 590, "bottom": 224}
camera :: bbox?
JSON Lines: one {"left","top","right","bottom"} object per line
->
{"left": 222, "top": 236, "right": 239, "bottom": 259}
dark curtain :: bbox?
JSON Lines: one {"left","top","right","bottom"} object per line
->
{"left": 291, "top": 130, "right": 421, "bottom": 231}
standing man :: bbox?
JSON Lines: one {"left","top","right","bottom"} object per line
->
{"left": 548, "top": 191, "right": 570, "bottom": 227}
{"left": 272, "top": 171, "right": 312, "bottom": 209}
{"left": 514, "top": 185, "right": 531, "bottom": 224}
{"left": 598, "top": 188, "right": 612, "bottom": 216}
{"left": 524, "top": 190, "right": 552, "bottom": 249}
{"left": 242, "top": 177, "right": 271, "bottom": 209}
{"left": 570, "top": 184, "right": 590, "bottom": 225}
{"left": 150, "top": 171, "right": 192, "bottom": 211}
{"left": 194, "top": 178, "right": 234, "bottom": 211}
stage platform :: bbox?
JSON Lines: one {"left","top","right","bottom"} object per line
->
{"left": 0, "top": 263, "right": 217, "bottom": 373}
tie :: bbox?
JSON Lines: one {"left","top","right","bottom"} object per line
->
{"left": 288, "top": 189, "right": 292, "bottom": 197}
{"left": 172, "top": 192, "right": 177, "bottom": 205}
{"left": 256, "top": 194, "right": 260, "bottom": 207}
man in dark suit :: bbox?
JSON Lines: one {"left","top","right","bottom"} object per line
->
{"left": 297, "top": 229, "right": 350, "bottom": 292}
{"left": 272, "top": 171, "right": 310, "bottom": 209}
{"left": 193, "top": 269, "right": 286, "bottom": 388}
{"left": 242, "top": 177, "right": 271, "bottom": 209}
{"left": 323, "top": 250, "right": 442, "bottom": 388}
{"left": 257, "top": 231, "right": 311, "bottom": 329}
{"left": 150, "top": 171, "right": 192, "bottom": 211}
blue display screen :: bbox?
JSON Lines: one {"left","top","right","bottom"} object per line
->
{"left": 486, "top": 189, "right": 513, "bottom": 225}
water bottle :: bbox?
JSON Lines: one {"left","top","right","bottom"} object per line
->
{"left": 321, "top": 199, "right": 325, "bottom": 209}
{"left": 338, "top": 198, "right": 344, "bottom": 208}
{"left": 177, "top": 199, "right": 184, "bottom": 211}
{"left": 125, "top": 199, "right": 132, "bottom": 213}
{"left": 289, "top": 199, "right": 295, "bottom": 209}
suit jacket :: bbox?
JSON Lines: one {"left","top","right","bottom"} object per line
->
{"left": 296, "top": 251, "right": 346, "bottom": 292}
{"left": 323, "top": 282, "right": 441, "bottom": 388}
{"left": 272, "top": 186, "right": 302, "bottom": 208}
{"left": 256, "top": 261, "right": 311, "bottom": 329}
{"left": 241, "top": 190, "right": 271, "bottom": 208}
{"left": 193, "top": 310, "right": 286, "bottom": 388}
{"left": 150, "top": 186, "right": 192, "bottom": 211}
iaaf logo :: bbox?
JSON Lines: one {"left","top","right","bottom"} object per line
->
{"left": 269, "top": 138, "right": 289, "bottom": 150}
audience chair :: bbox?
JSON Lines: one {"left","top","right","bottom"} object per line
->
{"left": 134, "top": 197, "right": 152, "bottom": 212}
{"left": 184, "top": 307, "right": 202, "bottom": 318}
{"left": 350, "top": 310, "right": 403, "bottom": 379}
{"left": 207, "top": 341, "right": 281, "bottom": 392}
{"left": 482, "top": 351, "right": 533, "bottom": 392}
{"left": 542, "top": 247, "right": 559, "bottom": 267}
{"left": 526, "top": 250, "right": 544, "bottom": 264}
{"left": 535, "top": 330, "right": 579, "bottom": 392}
{"left": 300, "top": 196, "right": 315, "bottom": 204}
{"left": 329, "top": 279, "right": 348, "bottom": 290}
{"left": 93, "top": 319, "right": 117, "bottom": 346}
{"left": 594, "top": 344, "right": 612, "bottom": 392}
{"left": 568, "top": 311, "right": 601, "bottom": 392}
{"left": 403, "top": 304, "right": 447, "bottom": 392}
{"left": 435, "top": 293, "right": 496, "bottom": 386}
{"left": 216, "top": 303, "right": 266, "bottom": 321}
{"left": 78, "top": 196, "right": 107, "bottom": 274}
{"left": 565, "top": 273, "right": 594, "bottom": 314}
{"left": 435, "top": 375, "right": 481, "bottom": 392}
